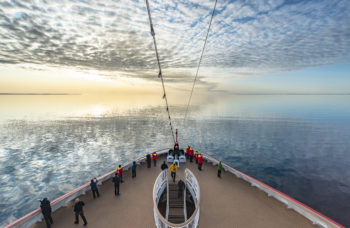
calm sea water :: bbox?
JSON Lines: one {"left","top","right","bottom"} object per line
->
{"left": 0, "top": 94, "right": 349, "bottom": 226}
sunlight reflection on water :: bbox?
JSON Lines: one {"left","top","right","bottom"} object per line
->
{"left": 0, "top": 95, "right": 350, "bottom": 226}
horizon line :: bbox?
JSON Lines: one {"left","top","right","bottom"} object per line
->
{"left": 227, "top": 93, "right": 350, "bottom": 95}
{"left": 0, "top": 93, "right": 80, "bottom": 95}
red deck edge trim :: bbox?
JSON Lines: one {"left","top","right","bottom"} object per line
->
{"left": 5, "top": 208, "right": 40, "bottom": 227}
{"left": 204, "top": 154, "right": 345, "bottom": 228}
{"left": 5, "top": 148, "right": 169, "bottom": 228}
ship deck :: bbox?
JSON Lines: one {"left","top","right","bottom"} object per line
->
{"left": 32, "top": 155, "right": 316, "bottom": 228}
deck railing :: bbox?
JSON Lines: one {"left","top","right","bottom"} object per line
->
{"left": 6, "top": 148, "right": 343, "bottom": 228}
{"left": 5, "top": 149, "right": 170, "bottom": 228}
{"left": 153, "top": 168, "right": 200, "bottom": 228}
{"left": 202, "top": 154, "right": 345, "bottom": 228}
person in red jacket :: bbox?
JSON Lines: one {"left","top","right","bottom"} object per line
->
{"left": 152, "top": 152, "right": 157, "bottom": 167}
{"left": 198, "top": 154, "right": 203, "bottom": 171}
{"left": 116, "top": 165, "right": 124, "bottom": 183}
{"left": 189, "top": 147, "right": 194, "bottom": 163}
{"left": 195, "top": 151, "right": 199, "bottom": 164}
{"left": 186, "top": 146, "right": 190, "bottom": 159}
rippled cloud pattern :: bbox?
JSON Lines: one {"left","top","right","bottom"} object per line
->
{"left": 0, "top": 0, "right": 349, "bottom": 80}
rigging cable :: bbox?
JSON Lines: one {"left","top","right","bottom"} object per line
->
{"left": 183, "top": 0, "right": 218, "bottom": 121}
{"left": 145, "top": 0, "right": 175, "bottom": 143}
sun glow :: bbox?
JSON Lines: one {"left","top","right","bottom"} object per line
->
{"left": 89, "top": 105, "right": 108, "bottom": 117}
{"left": 0, "top": 64, "right": 162, "bottom": 94}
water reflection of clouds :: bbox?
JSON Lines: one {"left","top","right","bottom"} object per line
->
{"left": 0, "top": 95, "right": 350, "bottom": 226}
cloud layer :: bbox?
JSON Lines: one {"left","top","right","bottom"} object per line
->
{"left": 0, "top": 0, "right": 349, "bottom": 82}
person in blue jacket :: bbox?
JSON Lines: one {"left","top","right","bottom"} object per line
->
{"left": 90, "top": 178, "right": 100, "bottom": 199}
{"left": 132, "top": 161, "right": 137, "bottom": 178}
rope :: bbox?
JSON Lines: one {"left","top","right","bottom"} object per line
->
{"left": 184, "top": 0, "right": 218, "bottom": 121}
{"left": 145, "top": 0, "right": 175, "bottom": 143}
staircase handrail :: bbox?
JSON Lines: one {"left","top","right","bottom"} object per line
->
{"left": 153, "top": 168, "right": 200, "bottom": 228}
{"left": 166, "top": 172, "right": 170, "bottom": 220}
{"left": 183, "top": 184, "right": 187, "bottom": 221}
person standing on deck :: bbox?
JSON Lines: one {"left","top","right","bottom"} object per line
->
{"left": 132, "top": 161, "right": 137, "bottom": 178}
{"left": 178, "top": 179, "right": 185, "bottom": 198}
{"left": 174, "top": 141, "right": 179, "bottom": 151}
{"left": 152, "top": 152, "right": 157, "bottom": 167}
{"left": 40, "top": 198, "right": 53, "bottom": 228}
{"left": 73, "top": 198, "right": 87, "bottom": 226}
{"left": 186, "top": 146, "right": 190, "bottom": 159}
{"left": 189, "top": 147, "right": 194, "bottom": 163}
{"left": 217, "top": 161, "right": 223, "bottom": 178}
{"left": 112, "top": 173, "right": 120, "bottom": 196}
{"left": 161, "top": 161, "right": 168, "bottom": 170}
{"left": 90, "top": 178, "right": 100, "bottom": 199}
{"left": 117, "top": 165, "right": 124, "bottom": 183}
{"left": 168, "top": 162, "right": 178, "bottom": 183}
{"left": 195, "top": 151, "right": 199, "bottom": 164}
{"left": 146, "top": 153, "right": 151, "bottom": 168}
{"left": 198, "top": 154, "right": 203, "bottom": 171}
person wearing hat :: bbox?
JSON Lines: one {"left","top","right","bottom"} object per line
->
{"left": 116, "top": 165, "right": 124, "bottom": 183}
{"left": 73, "top": 198, "right": 87, "bottom": 226}
{"left": 195, "top": 151, "right": 199, "bottom": 164}
{"left": 189, "top": 147, "right": 194, "bottom": 163}
{"left": 198, "top": 154, "right": 203, "bottom": 171}
{"left": 152, "top": 152, "right": 158, "bottom": 167}
{"left": 186, "top": 146, "right": 190, "bottom": 159}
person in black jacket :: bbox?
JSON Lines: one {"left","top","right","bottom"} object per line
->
{"left": 178, "top": 180, "right": 185, "bottom": 199}
{"left": 74, "top": 198, "right": 87, "bottom": 225}
{"left": 40, "top": 198, "right": 53, "bottom": 228}
{"left": 112, "top": 173, "right": 120, "bottom": 196}
{"left": 161, "top": 161, "right": 168, "bottom": 170}
{"left": 146, "top": 153, "right": 151, "bottom": 168}
{"left": 90, "top": 178, "right": 100, "bottom": 199}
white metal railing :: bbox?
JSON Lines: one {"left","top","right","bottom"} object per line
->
{"left": 153, "top": 170, "right": 168, "bottom": 228}
{"left": 183, "top": 185, "right": 187, "bottom": 221}
{"left": 184, "top": 169, "right": 199, "bottom": 207}
{"left": 153, "top": 168, "right": 200, "bottom": 228}
{"left": 6, "top": 149, "right": 170, "bottom": 228}
{"left": 166, "top": 173, "right": 170, "bottom": 220}
{"left": 202, "top": 154, "right": 344, "bottom": 228}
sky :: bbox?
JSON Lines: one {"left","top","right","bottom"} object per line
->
{"left": 0, "top": 0, "right": 349, "bottom": 96}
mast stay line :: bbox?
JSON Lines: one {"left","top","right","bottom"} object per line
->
{"left": 184, "top": 0, "right": 218, "bottom": 121}
{"left": 145, "top": 0, "right": 175, "bottom": 143}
